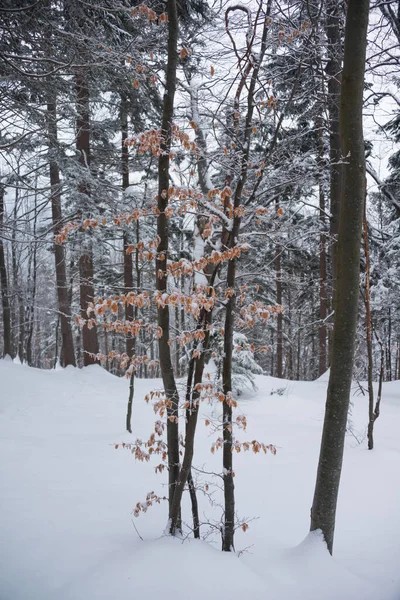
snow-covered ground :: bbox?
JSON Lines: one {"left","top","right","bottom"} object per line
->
{"left": 1, "top": 359, "right": 399, "bottom": 600}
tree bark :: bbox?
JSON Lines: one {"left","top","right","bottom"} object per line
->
{"left": 0, "top": 186, "right": 13, "bottom": 358}
{"left": 317, "top": 114, "right": 328, "bottom": 376}
{"left": 47, "top": 93, "right": 76, "bottom": 367}
{"left": 364, "top": 214, "right": 383, "bottom": 449}
{"left": 121, "top": 96, "right": 135, "bottom": 358}
{"left": 310, "top": 0, "right": 369, "bottom": 554}
{"left": 26, "top": 182, "right": 38, "bottom": 367}
{"left": 121, "top": 94, "right": 137, "bottom": 433}
{"left": 169, "top": 272, "right": 216, "bottom": 535}
{"left": 220, "top": 10, "right": 271, "bottom": 551}
{"left": 275, "top": 239, "right": 283, "bottom": 378}
{"left": 362, "top": 211, "right": 375, "bottom": 450}
{"left": 76, "top": 67, "right": 99, "bottom": 365}
{"left": 156, "top": 0, "right": 180, "bottom": 523}
{"left": 326, "top": 0, "right": 343, "bottom": 301}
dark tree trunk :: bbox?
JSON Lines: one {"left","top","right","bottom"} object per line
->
{"left": 0, "top": 186, "right": 12, "bottom": 358}
{"left": 79, "top": 249, "right": 99, "bottom": 364}
{"left": 47, "top": 93, "right": 76, "bottom": 367}
{"left": 387, "top": 307, "right": 392, "bottom": 380}
{"left": 11, "top": 186, "right": 24, "bottom": 363}
{"left": 275, "top": 240, "right": 283, "bottom": 378}
{"left": 26, "top": 179, "right": 38, "bottom": 367}
{"left": 76, "top": 67, "right": 99, "bottom": 365}
{"left": 125, "top": 216, "right": 141, "bottom": 435}
{"left": 156, "top": 0, "right": 180, "bottom": 523}
{"left": 121, "top": 94, "right": 136, "bottom": 433}
{"left": 220, "top": 12, "right": 271, "bottom": 551}
{"left": 169, "top": 270, "right": 216, "bottom": 535}
{"left": 121, "top": 96, "right": 134, "bottom": 358}
{"left": 222, "top": 254, "right": 237, "bottom": 552}
{"left": 310, "top": 0, "right": 369, "bottom": 554}
{"left": 18, "top": 292, "right": 24, "bottom": 363}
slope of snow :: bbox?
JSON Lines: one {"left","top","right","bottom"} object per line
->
{"left": 0, "top": 360, "right": 399, "bottom": 600}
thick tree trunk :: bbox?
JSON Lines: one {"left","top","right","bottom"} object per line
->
{"left": 310, "top": 0, "right": 369, "bottom": 554}
{"left": 47, "top": 94, "right": 76, "bottom": 367}
{"left": 0, "top": 186, "right": 13, "bottom": 358}
{"left": 76, "top": 68, "right": 99, "bottom": 365}
{"left": 156, "top": 0, "right": 180, "bottom": 523}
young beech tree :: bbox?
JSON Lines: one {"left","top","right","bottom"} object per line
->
{"left": 155, "top": 0, "right": 181, "bottom": 524}
{"left": 59, "top": 1, "right": 281, "bottom": 546}
{"left": 310, "top": 0, "right": 370, "bottom": 554}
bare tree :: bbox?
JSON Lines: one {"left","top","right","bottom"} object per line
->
{"left": 156, "top": 0, "right": 181, "bottom": 525}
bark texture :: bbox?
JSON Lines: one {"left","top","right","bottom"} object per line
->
{"left": 156, "top": 0, "right": 180, "bottom": 522}
{"left": 326, "top": 0, "right": 343, "bottom": 297}
{"left": 120, "top": 95, "right": 136, "bottom": 433}
{"left": 310, "top": 0, "right": 369, "bottom": 554}
{"left": 76, "top": 67, "right": 99, "bottom": 365}
{"left": 47, "top": 92, "right": 76, "bottom": 367}
{"left": 317, "top": 114, "right": 328, "bottom": 376}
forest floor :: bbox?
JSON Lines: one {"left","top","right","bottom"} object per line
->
{"left": 1, "top": 359, "right": 399, "bottom": 600}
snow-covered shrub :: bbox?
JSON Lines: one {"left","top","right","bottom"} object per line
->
{"left": 232, "top": 332, "right": 264, "bottom": 395}
{"left": 209, "top": 330, "right": 263, "bottom": 395}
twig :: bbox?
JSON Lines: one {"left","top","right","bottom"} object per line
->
{"left": 131, "top": 518, "right": 144, "bottom": 541}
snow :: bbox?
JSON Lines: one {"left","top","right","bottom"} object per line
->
{"left": 1, "top": 360, "right": 400, "bottom": 600}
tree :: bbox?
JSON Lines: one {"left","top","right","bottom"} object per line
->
{"left": 0, "top": 184, "right": 13, "bottom": 358}
{"left": 310, "top": 0, "right": 370, "bottom": 554}
{"left": 155, "top": 0, "right": 181, "bottom": 524}
{"left": 47, "top": 88, "right": 76, "bottom": 367}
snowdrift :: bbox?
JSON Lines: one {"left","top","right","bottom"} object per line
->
{"left": 1, "top": 360, "right": 399, "bottom": 600}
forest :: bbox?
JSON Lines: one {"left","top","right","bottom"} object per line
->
{"left": 1, "top": 0, "right": 400, "bottom": 598}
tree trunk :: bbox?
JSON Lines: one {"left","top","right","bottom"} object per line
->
{"left": 310, "top": 0, "right": 369, "bottom": 554}
{"left": 47, "top": 93, "right": 76, "bottom": 367}
{"left": 326, "top": 0, "right": 343, "bottom": 302}
{"left": 121, "top": 94, "right": 137, "bottom": 433}
{"left": 317, "top": 114, "right": 328, "bottom": 376}
{"left": 12, "top": 186, "right": 23, "bottom": 362}
{"left": 156, "top": 0, "right": 180, "bottom": 523}
{"left": 121, "top": 96, "right": 134, "bottom": 358}
{"left": 387, "top": 307, "right": 392, "bottom": 380}
{"left": 220, "top": 12, "right": 271, "bottom": 550}
{"left": 169, "top": 266, "right": 217, "bottom": 535}
{"left": 0, "top": 186, "right": 13, "bottom": 358}
{"left": 26, "top": 175, "right": 38, "bottom": 367}
{"left": 76, "top": 67, "right": 99, "bottom": 365}
{"left": 363, "top": 212, "right": 375, "bottom": 449}
{"left": 275, "top": 240, "right": 283, "bottom": 378}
